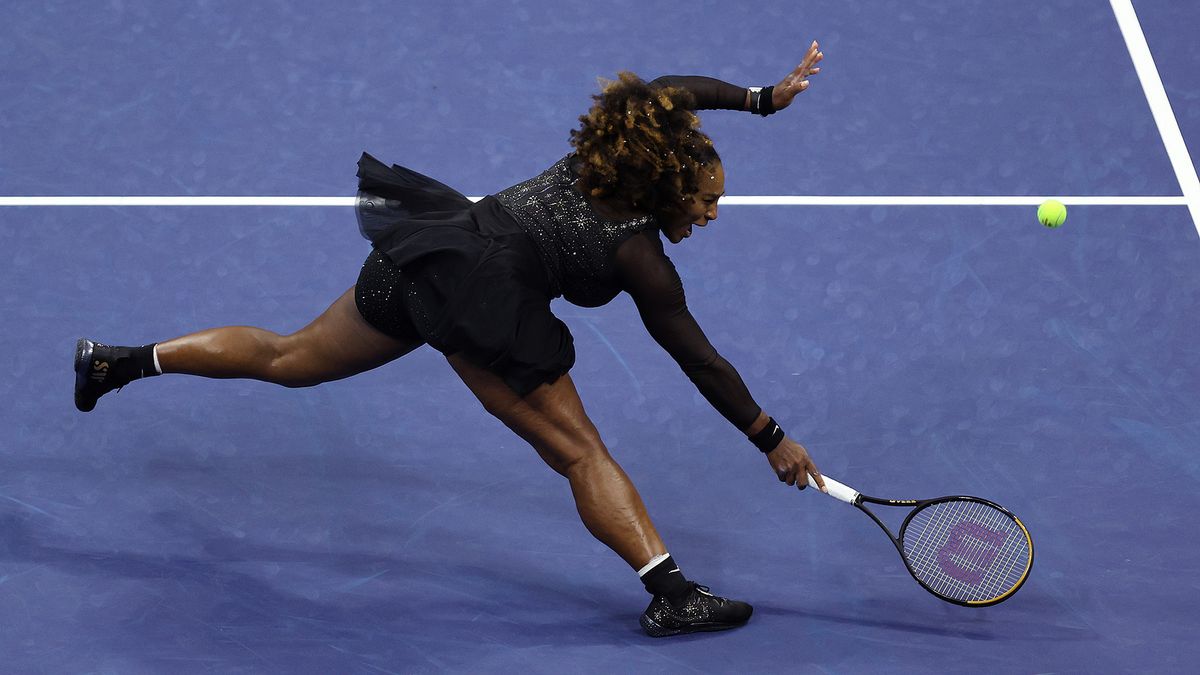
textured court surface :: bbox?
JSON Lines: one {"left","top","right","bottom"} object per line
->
{"left": 3, "top": 1, "right": 1198, "bottom": 673}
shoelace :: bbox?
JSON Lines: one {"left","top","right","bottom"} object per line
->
{"left": 684, "top": 584, "right": 723, "bottom": 605}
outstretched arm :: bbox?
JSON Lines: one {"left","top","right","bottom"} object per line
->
{"left": 614, "top": 231, "right": 825, "bottom": 491}
{"left": 648, "top": 75, "right": 750, "bottom": 111}
{"left": 649, "top": 41, "right": 824, "bottom": 114}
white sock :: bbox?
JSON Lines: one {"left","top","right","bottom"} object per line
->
{"left": 151, "top": 344, "right": 163, "bottom": 374}
{"left": 637, "top": 553, "right": 672, "bottom": 578}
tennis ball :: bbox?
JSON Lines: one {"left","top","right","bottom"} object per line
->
{"left": 1038, "top": 200, "right": 1067, "bottom": 228}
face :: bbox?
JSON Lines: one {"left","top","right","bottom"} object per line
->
{"left": 662, "top": 162, "right": 725, "bottom": 244}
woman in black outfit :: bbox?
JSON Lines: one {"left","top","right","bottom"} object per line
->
{"left": 75, "top": 42, "right": 827, "bottom": 637}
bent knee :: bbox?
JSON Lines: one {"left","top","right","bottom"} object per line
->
{"left": 541, "top": 437, "right": 612, "bottom": 478}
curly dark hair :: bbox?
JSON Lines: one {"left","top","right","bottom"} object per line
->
{"left": 569, "top": 72, "right": 720, "bottom": 218}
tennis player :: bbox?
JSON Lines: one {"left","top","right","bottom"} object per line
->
{"left": 74, "top": 43, "right": 826, "bottom": 637}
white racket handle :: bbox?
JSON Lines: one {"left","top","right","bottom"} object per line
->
{"left": 807, "top": 474, "right": 859, "bottom": 504}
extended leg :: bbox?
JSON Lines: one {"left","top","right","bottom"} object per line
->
{"left": 447, "top": 356, "right": 753, "bottom": 636}
{"left": 156, "top": 287, "right": 419, "bottom": 387}
{"left": 76, "top": 287, "right": 420, "bottom": 411}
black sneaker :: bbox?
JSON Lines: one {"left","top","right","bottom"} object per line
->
{"left": 639, "top": 583, "right": 753, "bottom": 637}
{"left": 74, "top": 339, "right": 131, "bottom": 412}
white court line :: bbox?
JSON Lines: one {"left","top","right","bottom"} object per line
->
{"left": 0, "top": 195, "right": 1186, "bottom": 207}
{"left": 720, "top": 196, "right": 1186, "bottom": 206}
{"left": 0, "top": 3, "right": 1192, "bottom": 222}
{"left": 1111, "top": 0, "right": 1200, "bottom": 236}
{"left": 0, "top": 197, "right": 360, "bottom": 207}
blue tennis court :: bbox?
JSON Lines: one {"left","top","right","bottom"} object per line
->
{"left": 3, "top": 1, "right": 1198, "bottom": 672}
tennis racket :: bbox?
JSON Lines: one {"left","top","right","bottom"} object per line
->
{"left": 805, "top": 474, "right": 1033, "bottom": 607}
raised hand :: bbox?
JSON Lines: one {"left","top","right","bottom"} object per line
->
{"left": 772, "top": 40, "right": 824, "bottom": 111}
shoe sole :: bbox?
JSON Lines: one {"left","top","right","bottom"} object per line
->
{"left": 74, "top": 338, "right": 96, "bottom": 412}
{"left": 640, "top": 614, "right": 750, "bottom": 638}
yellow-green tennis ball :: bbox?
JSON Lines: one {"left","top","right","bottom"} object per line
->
{"left": 1038, "top": 200, "right": 1067, "bottom": 228}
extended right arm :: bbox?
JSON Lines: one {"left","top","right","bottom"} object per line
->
{"left": 613, "top": 230, "right": 825, "bottom": 490}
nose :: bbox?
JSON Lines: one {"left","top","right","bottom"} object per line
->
{"left": 705, "top": 204, "right": 718, "bottom": 222}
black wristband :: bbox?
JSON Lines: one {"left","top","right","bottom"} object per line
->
{"left": 749, "top": 417, "right": 785, "bottom": 453}
{"left": 759, "top": 86, "right": 776, "bottom": 115}
{"left": 750, "top": 85, "right": 776, "bottom": 116}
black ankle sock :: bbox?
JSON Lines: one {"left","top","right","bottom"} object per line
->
{"left": 640, "top": 555, "right": 691, "bottom": 606}
{"left": 110, "top": 344, "right": 159, "bottom": 382}
{"left": 131, "top": 344, "right": 159, "bottom": 378}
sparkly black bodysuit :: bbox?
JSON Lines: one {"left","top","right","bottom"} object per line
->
{"left": 355, "top": 75, "right": 762, "bottom": 428}
{"left": 494, "top": 155, "right": 656, "bottom": 307}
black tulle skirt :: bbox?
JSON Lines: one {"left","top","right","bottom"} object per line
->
{"left": 352, "top": 153, "right": 574, "bottom": 396}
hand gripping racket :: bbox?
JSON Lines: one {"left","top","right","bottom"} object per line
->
{"left": 806, "top": 474, "right": 1033, "bottom": 606}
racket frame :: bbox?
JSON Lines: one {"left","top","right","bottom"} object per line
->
{"left": 809, "top": 476, "right": 1034, "bottom": 607}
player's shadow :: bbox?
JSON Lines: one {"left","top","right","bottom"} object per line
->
{"left": 755, "top": 595, "right": 1095, "bottom": 642}
{"left": 757, "top": 604, "right": 997, "bottom": 640}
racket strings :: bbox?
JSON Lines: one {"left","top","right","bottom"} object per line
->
{"left": 901, "top": 499, "right": 1031, "bottom": 603}
{"left": 917, "top": 502, "right": 1027, "bottom": 599}
{"left": 906, "top": 502, "right": 1028, "bottom": 601}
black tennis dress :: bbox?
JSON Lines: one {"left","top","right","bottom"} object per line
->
{"left": 353, "top": 75, "right": 762, "bottom": 429}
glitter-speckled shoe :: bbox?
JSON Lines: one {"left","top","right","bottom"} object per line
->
{"left": 74, "top": 339, "right": 131, "bottom": 412}
{"left": 639, "top": 583, "right": 753, "bottom": 637}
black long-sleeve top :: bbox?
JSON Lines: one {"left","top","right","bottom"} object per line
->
{"left": 649, "top": 75, "right": 751, "bottom": 111}
{"left": 614, "top": 75, "right": 762, "bottom": 431}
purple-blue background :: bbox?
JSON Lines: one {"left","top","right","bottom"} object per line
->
{"left": 2, "top": 1, "right": 1197, "bottom": 673}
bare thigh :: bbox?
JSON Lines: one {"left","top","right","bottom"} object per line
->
{"left": 157, "top": 282, "right": 423, "bottom": 385}
{"left": 272, "top": 287, "right": 422, "bottom": 385}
